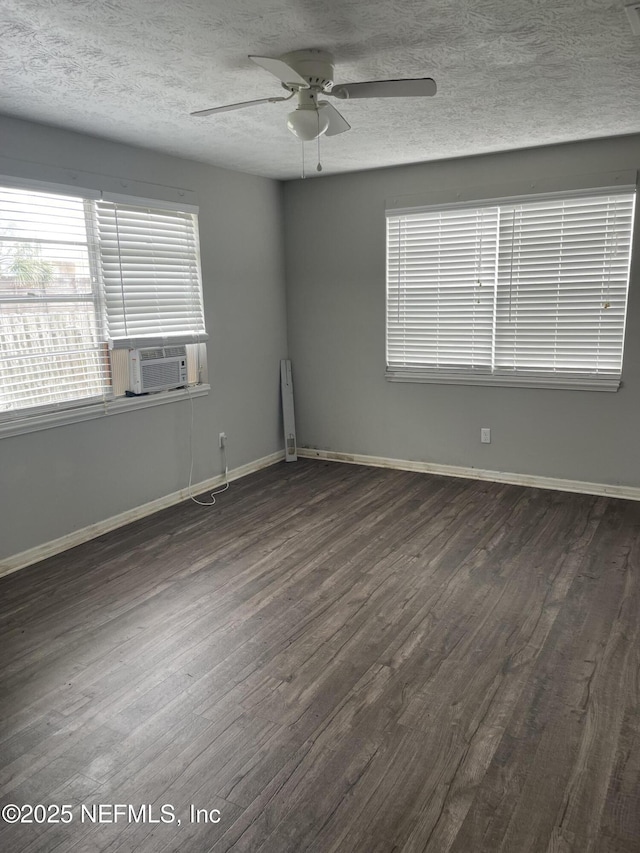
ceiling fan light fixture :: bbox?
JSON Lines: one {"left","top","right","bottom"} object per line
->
{"left": 287, "top": 107, "right": 329, "bottom": 141}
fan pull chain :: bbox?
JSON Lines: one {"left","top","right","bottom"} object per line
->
{"left": 301, "top": 140, "right": 305, "bottom": 179}
{"left": 316, "top": 111, "right": 323, "bottom": 172}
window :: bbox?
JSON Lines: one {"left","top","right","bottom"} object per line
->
{"left": 386, "top": 187, "right": 636, "bottom": 390}
{"left": 96, "top": 201, "right": 205, "bottom": 347}
{"left": 0, "top": 183, "right": 207, "bottom": 426}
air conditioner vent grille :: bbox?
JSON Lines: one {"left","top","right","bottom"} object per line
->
{"left": 140, "top": 348, "right": 164, "bottom": 361}
{"left": 164, "top": 345, "right": 187, "bottom": 358}
{"left": 141, "top": 360, "right": 181, "bottom": 388}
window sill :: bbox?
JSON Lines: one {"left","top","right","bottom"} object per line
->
{"left": 385, "top": 370, "right": 620, "bottom": 392}
{"left": 0, "top": 384, "right": 211, "bottom": 439}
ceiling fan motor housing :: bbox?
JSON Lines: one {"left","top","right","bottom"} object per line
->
{"left": 280, "top": 49, "right": 335, "bottom": 92}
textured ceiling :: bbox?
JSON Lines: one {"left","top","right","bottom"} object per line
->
{"left": 1, "top": 0, "right": 639, "bottom": 180}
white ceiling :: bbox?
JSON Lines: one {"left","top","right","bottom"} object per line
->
{"left": 2, "top": 0, "right": 639, "bottom": 180}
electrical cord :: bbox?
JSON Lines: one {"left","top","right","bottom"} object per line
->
{"left": 186, "top": 386, "right": 229, "bottom": 507}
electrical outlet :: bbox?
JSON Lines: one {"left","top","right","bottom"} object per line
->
{"left": 481, "top": 428, "right": 491, "bottom": 444}
{"left": 219, "top": 432, "right": 227, "bottom": 448}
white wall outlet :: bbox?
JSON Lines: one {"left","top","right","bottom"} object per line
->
{"left": 218, "top": 432, "right": 227, "bottom": 448}
{"left": 481, "top": 428, "right": 491, "bottom": 444}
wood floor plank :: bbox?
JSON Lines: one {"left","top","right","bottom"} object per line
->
{"left": 1, "top": 459, "right": 639, "bottom": 852}
{"left": 448, "top": 498, "right": 640, "bottom": 853}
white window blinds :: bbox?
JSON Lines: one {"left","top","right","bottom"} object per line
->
{"left": 387, "top": 206, "right": 498, "bottom": 374}
{"left": 96, "top": 201, "right": 207, "bottom": 348}
{"left": 386, "top": 187, "right": 636, "bottom": 389}
{"left": 495, "top": 193, "right": 634, "bottom": 379}
{"left": 0, "top": 187, "right": 109, "bottom": 417}
{"left": 0, "top": 182, "right": 208, "bottom": 422}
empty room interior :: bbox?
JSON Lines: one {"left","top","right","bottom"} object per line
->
{"left": 1, "top": 1, "right": 640, "bottom": 851}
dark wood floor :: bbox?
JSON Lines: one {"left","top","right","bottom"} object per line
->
{"left": 1, "top": 459, "right": 639, "bottom": 853}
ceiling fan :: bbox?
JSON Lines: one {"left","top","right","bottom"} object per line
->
{"left": 191, "top": 49, "right": 437, "bottom": 142}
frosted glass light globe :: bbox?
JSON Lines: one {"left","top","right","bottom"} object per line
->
{"left": 287, "top": 108, "right": 329, "bottom": 141}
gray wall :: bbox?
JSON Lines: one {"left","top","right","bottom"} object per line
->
{"left": 284, "top": 136, "right": 640, "bottom": 488}
{"left": 0, "top": 116, "right": 288, "bottom": 561}
{"left": 3, "top": 125, "right": 639, "bottom": 563}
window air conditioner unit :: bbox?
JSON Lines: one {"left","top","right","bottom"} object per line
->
{"left": 128, "top": 346, "right": 188, "bottom": 394}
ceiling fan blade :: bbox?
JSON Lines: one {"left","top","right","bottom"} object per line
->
{"left": 318, "top": 101, "right": 351, "bottom": 136}
{"left": 190, "top": 96, "right": 289, "bottom": 117}
{"left": 249, "top": 55, "right": 309, "bottom": 88}
{"left": 330, "top": 78, "right": 437, "bottom": 100}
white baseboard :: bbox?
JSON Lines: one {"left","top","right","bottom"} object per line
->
{"left": 0, "top": 450, "right": 285, "bottom": 579}
{"left": 298, "top": 447, "right": 640, "bottom": 502}
{"left": 6, "top": 446, "right": 636, "bottom": 580}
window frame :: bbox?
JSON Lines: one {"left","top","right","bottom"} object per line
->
{"left": 0, "top": 178, "right": 209, "bottom": 438}
{"left": 385, "top": 184, "right": 637, "bottom": 392}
